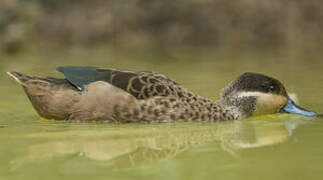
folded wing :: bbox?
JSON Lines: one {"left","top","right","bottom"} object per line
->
{"left": 57, "top": 66, "right": 182, "bottom": 99}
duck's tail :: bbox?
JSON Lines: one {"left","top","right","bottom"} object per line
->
{"left": 7, "top": 71, "right": 81, "bottom": 120}
{"left": 7, "top": 71, "right": 33, "bottom": 86}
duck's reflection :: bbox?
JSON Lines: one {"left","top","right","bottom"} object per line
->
{"left": 10, "top": 115, "right": 314, "bottom": 170}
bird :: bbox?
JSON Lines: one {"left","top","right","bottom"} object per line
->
{"left": 7, "top": 66, "right": 317, "bottom": 122}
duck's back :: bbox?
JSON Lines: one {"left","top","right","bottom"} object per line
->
{"left": 57, "top": 66, "right": 184, "bottom": 99}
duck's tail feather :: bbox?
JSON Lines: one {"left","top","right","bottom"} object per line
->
{"left": 7, "top": 71, "right": 32, "bottom": 85}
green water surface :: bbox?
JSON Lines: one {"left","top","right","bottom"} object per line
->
{"left": 1, "top": 48, "right": 323, "bottom": 180}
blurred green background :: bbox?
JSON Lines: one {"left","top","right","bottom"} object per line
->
{"left": 0, "top": 0, "right": 323, "bottom": 54}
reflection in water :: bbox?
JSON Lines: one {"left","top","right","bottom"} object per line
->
{"left": 8, "top": 115, "right": 314, "bottom": 171}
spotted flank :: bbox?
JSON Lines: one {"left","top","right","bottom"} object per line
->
{"left": 7, "top": 66, "right": 317, "bottom": 122}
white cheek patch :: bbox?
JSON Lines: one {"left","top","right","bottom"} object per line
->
{"left": 236, "top": 91, "right": 265, "bottom": 98}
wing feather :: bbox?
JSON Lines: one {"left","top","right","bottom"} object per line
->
{"left": 57, "top": 66, "right": 182, "bottom": 99}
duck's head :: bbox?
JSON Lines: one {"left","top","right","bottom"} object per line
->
{"left": 221, "top": 72, "right": 316, "bottom": 118}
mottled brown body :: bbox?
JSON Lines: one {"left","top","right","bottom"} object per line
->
{"left": 8, "top": 70, "right": 240, "bottom": 122}
{"left": 108, "top": 70, "right": 239, "bottom": 122}
{"left": 114, "top": 96, "right": 238, "bottom": 123}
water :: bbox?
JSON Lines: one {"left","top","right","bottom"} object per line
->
{"left": 1, "top": 47, "right": 323, "bottom": 180}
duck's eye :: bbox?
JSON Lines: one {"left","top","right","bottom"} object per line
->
{"left": 268, "top": 85, "right": 276, "bottom": 92}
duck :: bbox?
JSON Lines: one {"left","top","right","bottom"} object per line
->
{"left": 7, "top": 66, "right": 317, "bottom": 122}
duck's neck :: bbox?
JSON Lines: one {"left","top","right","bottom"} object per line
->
{"left": 178, "top": 93, "right": 243, "bottom": 121}
{"left": 217, "top": 95, "right": 256, "bottom": 119}
{"left": 170, "top": 85, "right": 246, "bottom": 120}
